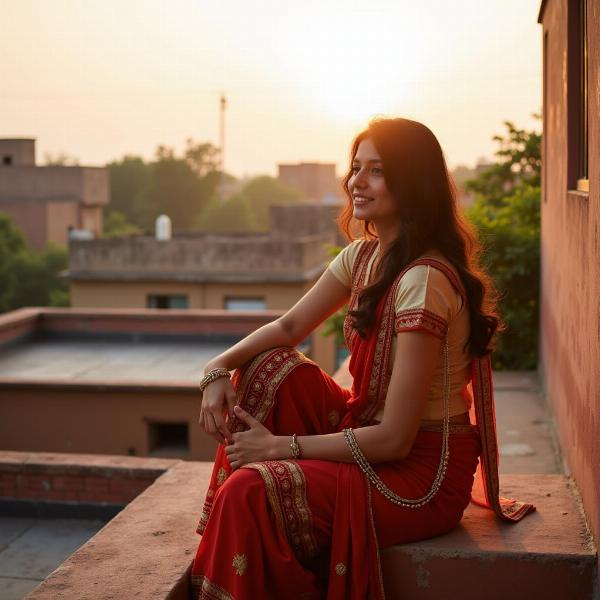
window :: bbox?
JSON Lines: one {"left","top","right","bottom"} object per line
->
{"left": 567, "top": 0, "right": 589, "bottom": 192}
{"left": 147, "top": 422, "right": 189, "bottom": 457}
{"left": 147, "top": 294, "right": 188, "bottom": 309}
{"left": 224, "top": 297, "right": 266, "bottom": 311}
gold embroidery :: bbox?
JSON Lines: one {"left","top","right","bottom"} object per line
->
{"left": 197, "top": 346, "right": 319, "bottom": 539}
{"left": 335, "top": 562, "right": 347, "bottom": 576}
{"left": 191, "top": 574, "right": 234, "bottom": 599}
{"left": 243, "top": 460, "right": 318, "bottom": 563}
{"left": 217, "top": 467, "right": 228, "bottom": 487}
{"left": 232, "top": 553, "right": 247, "bottom": 576}
{"left": 394, "top": 308, "right": 447, "bottom": 339}
{"left": 328, "top": 410, "right": 340, "bottom": 428}
{"left": 206, "top": 488, "right": 215, "bottom": 498}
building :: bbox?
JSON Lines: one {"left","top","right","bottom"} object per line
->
{"left": 68, "top": 205, "right": 346, "bottom": 374}
{"left": 0, "top": 307, "right": 302, "bottom": 461}
{"left": 537, "top": 0, "right": 599, "bottom": 579}
{"left": 0, "top": 138, "right": 108, "bottom": 250}
{"left": 277, "top": 162, "right": 343, "bottom": 204}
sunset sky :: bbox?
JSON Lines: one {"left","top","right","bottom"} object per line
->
{"left": 2, "top": 0, "right": 542, "bottom": 178}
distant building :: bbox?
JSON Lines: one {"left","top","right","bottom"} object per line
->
{"left": 538, "top": 0, "right": 598, "bottom": 571}
{"left": 0, "top": 138, "right": 108, "bottom": 250}
{"left": 68, "top": 205, "right": 346, "bottom": 374}
{"left": 278, "top": 162, "right": 343, "bottom": 204}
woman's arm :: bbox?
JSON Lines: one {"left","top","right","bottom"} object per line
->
{"left": 202, "top": 269, "right": 350, "bottom": 375}
{"left": 199, "top": 269, "right": 350, "bottom": 443}
{"left": 227, "top": 329, "right": 442, "bottom": 466}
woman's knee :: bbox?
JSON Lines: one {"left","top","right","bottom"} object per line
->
{"left": 219, "top": 466, "right": 265, "bottom": 500}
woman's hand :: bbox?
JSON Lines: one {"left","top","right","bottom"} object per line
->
{"left": 199, "top": 376, "right": 237, "bottom": 445}
{"left": 224, "top": 406, "right": 279, "bottom": 469}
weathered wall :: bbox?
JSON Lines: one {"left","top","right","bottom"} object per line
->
{"left": 538, "top": 0, "right": 599, "bottom": 568}
{"left": 0, "top": 387, "right": 219, "bottom": 461}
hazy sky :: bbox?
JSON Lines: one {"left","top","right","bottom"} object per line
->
{"left": 2, "top": 0, "right": 542, "bottom": 178}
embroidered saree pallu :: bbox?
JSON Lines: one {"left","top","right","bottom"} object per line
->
{"left": 191, "top": 242, "right": 536, "bottom": 599}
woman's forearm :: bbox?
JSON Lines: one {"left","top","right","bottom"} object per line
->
{"left": 204, "top": 319, "right": 293, "bottom": 375}
{"left": 272, "top": 424, "right": 405, "bottom": 464}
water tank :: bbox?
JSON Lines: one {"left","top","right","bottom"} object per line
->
{"left": 155, "top": 214, "right": 172, "bottom": 241}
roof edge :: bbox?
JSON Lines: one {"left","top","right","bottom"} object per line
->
{"left": 537, "top": 0, "right": 547, "bottom": 23}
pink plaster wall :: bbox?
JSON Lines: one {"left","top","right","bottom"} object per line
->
{"left": 538, "top": 0, "right": 600, "bottom": 569}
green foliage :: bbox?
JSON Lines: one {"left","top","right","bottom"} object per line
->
{"left": 465, "top": 116, "right": 541, "bottom": 206}
{"left": 106, "top": 156, "right": 150, "bottom": 224}
{"left": 237, "top": 176, "right": 303, "bottom": 231}
{"left": 0, "top": 213, "right": 69, "bottom": 312}
{"left": 465, "top": 115, "right": 542, "bottom": 370}
{"left": 466, "top": 185, "right": 540, "bottom": 369}
{"left": 103, "top": 211, "right": 142, "bottom": 237}
{"left": 195, "top": 176, "right": 303, "bottom": 233}
{"left": 196, "top": 195, "right": 258, "bottom": 234}
{"left": 105, "top": 140, "right": 224, "bottom": 233}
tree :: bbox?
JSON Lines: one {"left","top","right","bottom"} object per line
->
{"left": 0, "top": 213, "right": 69, "bottom": 312}
{"left": 465, "top": 114, "right": 542, "bottom": 369}
{"left": 196, "top": 194, "right": 258, "bottom": 233}
{"left": 464, "top": 115, "right": 541, "bottom": 206}
{"left": 106, "top": 156, "right": 151, "bottom": 224}
{"left": 237, "top": 176, "right": 303, "bottom": 231}
{"left": 103, "top": 211, "right": 142, "bottom": 237}
{"left": 105, "top": 141, "right": 226, "bottom": 233}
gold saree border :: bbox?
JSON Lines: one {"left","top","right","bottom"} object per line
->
{"left": 242, "top": 459, "right": 319, "bottom": 564}
{"left": 394, "top": 307, "right": 448, "bottom": 339}
{"left": 230, "top": 346, "right": 317, "bottom": 432}
{"left": 197, "top": 346, "right": 317, "bottom": 535}
{"left": 191, "top": 574, "right": 234, "bottom": 600}
{"left": 472, "top": 355, "right": 536, "bottom": 521}
{"left": 343, "top": 239, "right": 379, "bottom": 351}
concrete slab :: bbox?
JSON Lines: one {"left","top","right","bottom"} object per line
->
{"left": 0, "top": 577, "right": 41, "bottom": 600}
{"left": 0, "top": 518, "right": 33, "bottom": 552}
{"left": 0, "top": 519, "right": 105, "bottom": 580}
{"left": 494, "top": 377, "right": 563, "bottom": 475}
{"left": 0, "top": 339, "right": 230, "bottom": 384}
{"left": 381, "top": 474, "right": 597, "bottom": 599}
{"left": 26, "top": 462, "right": 214, "bottom": 600}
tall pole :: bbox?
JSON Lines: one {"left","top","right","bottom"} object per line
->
{"left": 220, "top": 93, "right": 226, "bottom": 201}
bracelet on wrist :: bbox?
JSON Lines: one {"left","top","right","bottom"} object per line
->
{"left": 199, "top": 367, "right": 231, "bottom": 394}
{"left": 290, "top": 433, "right": 302, "bottom": 459}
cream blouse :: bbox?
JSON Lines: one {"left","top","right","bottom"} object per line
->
{"left": 327, "top": 239, "right": 472, "bottom": 421}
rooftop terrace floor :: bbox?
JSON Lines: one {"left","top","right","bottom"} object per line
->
{"left": 0, "top": 338, "right": 231, "bottom": 384}
{"left": 0, "top": 517, "right": 105, "bottom": 600}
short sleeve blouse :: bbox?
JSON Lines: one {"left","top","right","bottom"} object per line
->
{"left": 326, "top": 239, "right": 472, "bottom": 420}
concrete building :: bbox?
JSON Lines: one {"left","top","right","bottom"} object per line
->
{"left": 0, "top": 307, "right": 312, "bottom": 462}
{"left": 278, "top": 162, "right": 343, "bottom": 204}
{"left": 537, "top": 0, "right": 599, "bottom": 580}
{"left": 68, "top": 204, "right": 346, "bottom": 374}
{"left": 0, "top": 138, "right": 108, "bottom": 250}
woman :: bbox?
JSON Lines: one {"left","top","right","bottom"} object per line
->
{"left": 190, "top": 117, "right": 535, "bottom": 599}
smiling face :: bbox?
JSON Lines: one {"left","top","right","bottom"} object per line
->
{"left": 348, "top": 137, "right": 401, "bottom": 229}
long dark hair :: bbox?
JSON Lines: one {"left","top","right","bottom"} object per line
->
{"left": 338, "top": 117, "right": 503, "bottom": 357}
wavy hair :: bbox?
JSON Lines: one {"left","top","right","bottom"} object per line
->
{"left": 338, "top": 117, "right": 503, "bottom": 357}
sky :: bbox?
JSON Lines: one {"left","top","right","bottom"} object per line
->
{"left": 1, "top": 0, "right": 543, "bottom": 178}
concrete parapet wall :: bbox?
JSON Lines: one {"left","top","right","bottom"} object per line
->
{"left": 68, "top": 232, "right": 334, "bottom": 282}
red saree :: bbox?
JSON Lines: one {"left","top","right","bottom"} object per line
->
{"left": 191, "top": 241, "right": 536, "bottom": 599}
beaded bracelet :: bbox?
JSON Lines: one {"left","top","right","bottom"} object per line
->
{"left": 199, "top": 367, "right": 231, "bottom": 394}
